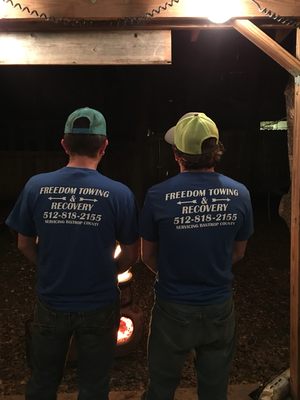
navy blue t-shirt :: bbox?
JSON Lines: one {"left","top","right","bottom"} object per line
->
{"left": 140, "top": 172, "right": 254, "bottom": 304}
{"left": 6, "top": 167, "right": 139, "bottom": 311}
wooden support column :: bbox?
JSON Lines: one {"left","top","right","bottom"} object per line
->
{"left": 232, "top": 19, "right": 300, "bottom": 399}
{"left": 290, "top": 29, "right": 300, "bottom": 400}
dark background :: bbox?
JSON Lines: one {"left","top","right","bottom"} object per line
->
{"left": 0, "top": 28, "right": 293, "bottom": 217}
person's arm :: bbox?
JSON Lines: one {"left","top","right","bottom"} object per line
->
{"left": 141, "top": 238, "right": 158, "bottom": 274}
{"left": 232, "top": 240, "right": 248, "bottom": 264}
{"left": 116, "top": 240, "right": 140, "bottom": 274}
{"left": 17, "top": 233, "right": 38, "bottom": 265}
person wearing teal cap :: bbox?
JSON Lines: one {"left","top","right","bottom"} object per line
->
{"left": 140, "top": 112, "right": 254, "bottom": 400}
{"left": 6, "top": 107, "right": 139, "bottom": 400}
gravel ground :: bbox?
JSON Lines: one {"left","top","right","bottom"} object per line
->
{"left": 0, "top": 211, "right": 290, "bottom": 396}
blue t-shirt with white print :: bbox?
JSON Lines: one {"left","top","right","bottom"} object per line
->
{"left": 6, "top": 167, "right": 139, "bottom": 311}
{"left": 140, "top": 171, "right": 254, "bottom": 304}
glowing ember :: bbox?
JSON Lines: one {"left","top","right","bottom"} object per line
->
{"left": 114, "top": 243, "right": 133, "bottom": 284}
{"left": 114, "top": 244, "right": 121, "bottom": 259}
{"left": 117, "top": 270, "right": 133, "bottom": 284}
{"left": 117, "top": 316, "right": 134, "bottom": 344}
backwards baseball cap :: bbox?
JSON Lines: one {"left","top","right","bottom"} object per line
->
{"left": 64, "top": 107, "right": 106, "bottom": 135}
{"left": 165, "top": 112, "right": 219, "bottom": 155}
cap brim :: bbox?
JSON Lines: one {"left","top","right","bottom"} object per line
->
{"left": 164, "top": 126, "right": 175, "bottom": 145}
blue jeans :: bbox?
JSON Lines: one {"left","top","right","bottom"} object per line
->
{"left": 26, "top": 299, "right": 120, "bottom": 400}
{"left": 144, "top": 297, "right": 236, "bottom": 400}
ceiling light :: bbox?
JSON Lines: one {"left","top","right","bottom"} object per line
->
{"left": 206, "top": 0, "right": 239, "bottom": 23}
{"left": 188, "top": 0, "right": 240, "bottom": 24}
{"left": 0, "top": 2, "right": 6, "bottom": 18}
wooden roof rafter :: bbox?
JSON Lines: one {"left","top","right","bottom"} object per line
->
{"left": 0, "top": 0, "right": 300, "bottom": 20}
{"left": 232, "top": 19, "right": 300, "bottom": 77}
{"left": 0, "top": 0, "right": 300, "bottom": 29}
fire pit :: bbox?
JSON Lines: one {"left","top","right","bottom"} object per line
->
{"left": 115, "top": 266, "right": 144, "bottom": 357}
{"left": 118, "top": 316, "right": 134, "bottom": 344}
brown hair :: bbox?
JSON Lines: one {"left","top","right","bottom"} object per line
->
{"left": 174, "top": 138, "right": 225, "bottom": 170}
{"left": 63, "top": 133, "right": 106, "bottom": 157}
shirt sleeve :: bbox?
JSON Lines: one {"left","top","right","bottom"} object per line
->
{"left": 5, "top": 182, "right": 37, "bottom": 237}
{"left": 116, "top": 189, "right": 139, "bottom": 245}
{"left": 139, "top": 191, "right": 159, "bottom": 242}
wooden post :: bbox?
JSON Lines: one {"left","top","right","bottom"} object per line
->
{"left": 290, "top": 29, "right": 300, "bottom": 400}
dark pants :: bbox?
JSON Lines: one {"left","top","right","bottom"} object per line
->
{"left": 144, "top": 297, "right": 236, "bottom": 400}
{"left": 26, "top": 300, "right": 120, "bottom": 400}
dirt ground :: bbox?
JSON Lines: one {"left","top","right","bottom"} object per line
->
{"left": 0, "top": 208, "right": 290, "bottom": 396}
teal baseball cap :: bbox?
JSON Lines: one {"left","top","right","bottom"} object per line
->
{"left": 165, "top": 112, "right": 219, "bottom": 155}
{"left": 64, "top": 107, "right": 106, "bottom": 135}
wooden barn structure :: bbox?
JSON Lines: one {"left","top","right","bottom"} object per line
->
{"left": 1, "top": 0, "right": 300, "bottom": 398}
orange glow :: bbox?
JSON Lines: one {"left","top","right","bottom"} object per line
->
{"left": 114, "top": 244, "right": 121, "bottom": 259}
{"left": 117, "top": 316, "right": 134, "bottom": 344}
{"left": 117, "top": 270, "right": 133, "bottom": 284}
{"left": 115, "top": 244, "right": 133, "bottom": 284}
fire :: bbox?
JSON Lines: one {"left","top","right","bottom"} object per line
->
{"left": 114, "top": 244, "right": 133, "bottom": 284}
{"left": 117, "top": 270, "right": 132, "bottom": 284}
{"left": 114, "top": 244, "right": 121, "bottom": 259}
{"left": 117, "top": 316, "right": 134, "bottom": 345}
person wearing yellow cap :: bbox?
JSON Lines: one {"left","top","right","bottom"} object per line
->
{"left": 140, "top": 112, "right": 254, "bottom": 400}
{"left": 6, "top": 107, "right": 139, "bottom": 400}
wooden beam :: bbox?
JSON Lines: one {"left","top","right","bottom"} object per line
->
{"left": 290, "top": 29, "right": 300, "bottom": 400}
{"left": 0, "top": 20, "right": 297, "bottom": 32}
{"left": 0, "top": 0, "right": 300, "bottom": 20}
{"left": 232, "top": 19, "right": 300, "bottom": 77}
{"left": 0, "top": 30, "right": 171, "bottom": 65}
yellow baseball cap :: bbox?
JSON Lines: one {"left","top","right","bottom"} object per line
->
{"left": 165, "top": 112, "right": 219, "bottom": 155}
